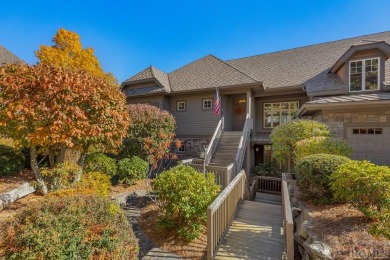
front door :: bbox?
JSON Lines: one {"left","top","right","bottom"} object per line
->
{"left": 254, "top": 145, "right": 264, "bottom": 166}
{"left": 232, "top": 97, "right": 246, "bottom": 131}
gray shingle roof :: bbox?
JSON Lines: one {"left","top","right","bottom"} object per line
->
{"left": 168, "top": 55, "right": 257, "bottom": 92}
{"left": 307, "top": 93, "right": 390, "bottom": 104}
{"left": 0, "top": 45, "right": 24, "bottom": 65}
{"left": 123, "top": 65, "right": 171, "bottom": 92}
{"left": 226, "top": 31, "right": 390, "bottom": 91}
{"left": 124, "top": 31, "right": 390, "bottom": 95}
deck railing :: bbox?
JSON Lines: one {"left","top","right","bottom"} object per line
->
{"left": 207, "top": 170, "right": 249, "bottom": 260}
{"left": 182, "top": 159, "right": 234, "bottom": 189}
{"left": 205, "top": 117, "right": 224, "bottom": 165}
{"left": 281, "top": 173, "right": 294, "bottom": 260}
{"left": 254, "top": 176, "right": 282, "bottom": 194}
{"left": 233, "top": 114, "right": 253, "bottom": 175}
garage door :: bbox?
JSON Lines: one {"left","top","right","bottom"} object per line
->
{"left": 346, "top": 127, "right": 390, "bottom": 166}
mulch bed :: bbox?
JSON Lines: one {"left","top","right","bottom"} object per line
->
{"left": 139, "top": 203, "right": 207, "bottom": 260}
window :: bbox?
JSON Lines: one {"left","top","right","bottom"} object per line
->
{"left": 203, "top": 99, "right": 212, "bottom": 110}
{"left": 350, "top": 58, "right": 379, "bottom": 91}
{"left": 178, "top": 144, "right": 186, "bottom": 153}
{"left": 177, "top": 101, "right": 186, "bottom": 111}
{"left": 264, "top": 101, "right": 299, "bottom": 128}
{"left": 352, "top": 128, "right": 382, "bottom": 135}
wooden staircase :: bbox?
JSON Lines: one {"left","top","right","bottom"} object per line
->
{"left": 209, "top": 131, "right": 242, "bottom": 166}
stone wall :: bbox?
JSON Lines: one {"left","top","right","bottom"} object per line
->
{"left": 313, "top": 110, "right": 390, "bottom": 138}
{"left": 176, "top": 138, "right": 209, "bottom": 160}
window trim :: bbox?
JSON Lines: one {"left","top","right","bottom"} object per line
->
{"left": 263, "top": 101, "right": 299, "bottom": 129}
{"left": 202, "top": 98, "right": 213, "bottom": 110}
{"left": 176, "top": 101, "right": 186, "bottom": 111}
{"left": 177, "top": 144, "right": 186, "bottom": 153}
{"left": 349, "top": 57, "right": 380, "bottom": 92}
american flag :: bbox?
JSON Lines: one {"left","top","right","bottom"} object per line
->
{"left": 214, "top": 88, "right": 221, "bottom": 116}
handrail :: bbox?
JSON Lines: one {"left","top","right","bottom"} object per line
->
{"left": 207, "top": 170, "right": 249, "bottom": 260}
{"left": 233, "top": 113, "right": 253, "bottom": 175}
{"left": 205, "top": 117, "right": 224, "bottom": 165}
{"left": 282, "top": 173, "right": 294, "bottom": 260}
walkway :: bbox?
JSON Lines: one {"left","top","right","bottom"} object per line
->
{"left": 215, "top": 193, "right": 284, "bottom": 259}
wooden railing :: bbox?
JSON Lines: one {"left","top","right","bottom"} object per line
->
{"left": 205, "top": 117, "right": 224, "bottom": 165}
{"left": 233, "top": 114, "right": 253, "bottom": 175}
{"left": 254, "top": 176, "right": 282, "bottom": 194}
{"left": 282, "top": 173, "right": 294, "bottom": 260}
{"left": 182, "top": 159, "right": 234, "bottom": 189}
{"left": 207, "top": 170, "right": 249, "bottom": 260}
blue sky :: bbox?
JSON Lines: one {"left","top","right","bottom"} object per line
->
{"left": 1, "top": 1, "right": 389, "bottom": 82}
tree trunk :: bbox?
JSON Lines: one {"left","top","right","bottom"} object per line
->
{"left": 48, "top": 147, "right": 55, "bottom": 169}
{"left": 57, "top": 144, "right": 66, "bottom": 165}
{"left": 73, "top": 150, "right": 87, "bottom": 184}
{"left": 30, "top": 145, "right": 48, "bottom": 195}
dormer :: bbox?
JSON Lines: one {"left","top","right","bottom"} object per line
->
{"left": 121, "top": 65, "right": 171, "bottom": 97}
{"left": 329, "top": 41, "right": 390, "bottom": 93}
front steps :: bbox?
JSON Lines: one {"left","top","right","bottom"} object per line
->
{"left": 209, "top": 131, "right": 242, "bottom": 166}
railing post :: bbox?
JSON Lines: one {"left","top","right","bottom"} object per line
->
{"left": 207, "top": 207, "right": 213, "bottom": 260}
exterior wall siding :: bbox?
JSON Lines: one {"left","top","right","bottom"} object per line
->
{"left": 169, "top": 92, "right": 219, "bottom": 138}
{"left": 126, "top": 95, "right": 165, "bottom": 109}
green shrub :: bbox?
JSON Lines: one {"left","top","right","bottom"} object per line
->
{"left": 84, "top": 153, "right": 117, "bottom": 177}
{"left": 270, "top": 120, "right": 331, "bottom": 171}
{"left": 41, "top": 162, "right": 80, "bottom": 191}
{"left": 294, "top": 136, "right": 352, "bottom": 161}
{"left": 250, "top": 163, "right": 281, "bottom": 178}
{"left": 331, "top": 160, "right": 390, "bottom": 219}
{"left": 77, "top": 171, "right": 111, "bottom": 196}
{"left": 0, "top": 145, "right": 25, "bottom": 176}
{"left": 0, "top": 195, "right": 138, "bottom": 259}
{"left": 295, "top": 154, "right": 350, "bottom": 204}
{"left": 154, "top": 165, "right": 220, "bottom": 241}
{"left": 117, "top": 157, "right": 148, "bottom": 185}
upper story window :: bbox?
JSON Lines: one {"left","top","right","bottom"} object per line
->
{"left": 350, "top": 58, "right": 379, "bottom": 92}
{"left": 264, "top": 101, "right": 299, "bottom": 128}
{"left": 203, "top": 99, "right": 212, "bottom": 110}
{"left": 177, "top": 101, "right": 186, "bottom": 111}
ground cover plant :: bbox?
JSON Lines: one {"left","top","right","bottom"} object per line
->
{"left": 0, "top": 195, "right": 138, "bottom": 259}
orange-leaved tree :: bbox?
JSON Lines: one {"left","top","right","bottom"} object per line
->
{"left": 120, "top": 104, "right": 179, "bottom": 171}
{"left": 0, "top": 64, "right": 130, "bottom": 194}
{"left": 35, "top": 28, "right": 117, "bottom": 85}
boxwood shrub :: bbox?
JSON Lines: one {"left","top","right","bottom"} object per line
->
{"left": 295, "top": 154, "right": 350, "bottom": 204}
{"left": 331, "top": 160, "right": 390, "bottom": 220}
{"left": 117, "top": 156, "right": 148, "bottom": 185}
{"left": 154, "top": 165, "right": 220, "bottom": 241}
{"left": 294, "top": 136, "right": 352, "bottom": 162}
{"left": 0, "top": 145, "right": 25, "bottom": 176}
{"left": 0, "top": 195, "right": 138, "bottom": 259}
{"left": 84, "top": 153, "right": 117, "bottom": 177}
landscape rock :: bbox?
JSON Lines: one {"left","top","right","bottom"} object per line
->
{"left": 303, "top": 240, "right": 332, "bottom": 260}
{"left": 0, "top": 199, "right": 4, "bottom": 211}
{"left": 292, "top": 206, "right": 302, "bottom": 219}
{"left": 0, "top": 182, "right": 35, "bottom": 206}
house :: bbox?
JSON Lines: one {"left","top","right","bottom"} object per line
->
{"left": 122, "top": 31, "right": 390, "bottom": 171}
{"left": 0, "top": 45, "right": 24, "bottom": 65}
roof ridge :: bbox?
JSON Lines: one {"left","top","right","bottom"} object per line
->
{"left": 209, "top": 54, "right": 258, "bottom": 82}
{"left": 168, "top": 54, "right": 213, "bottom": 75}
{"left": 226, "top": 31, "right": 390, "bottom": 62}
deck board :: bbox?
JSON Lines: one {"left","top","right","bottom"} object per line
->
{"left": 215, "top": 193, "right": 284, "bottom": 260}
